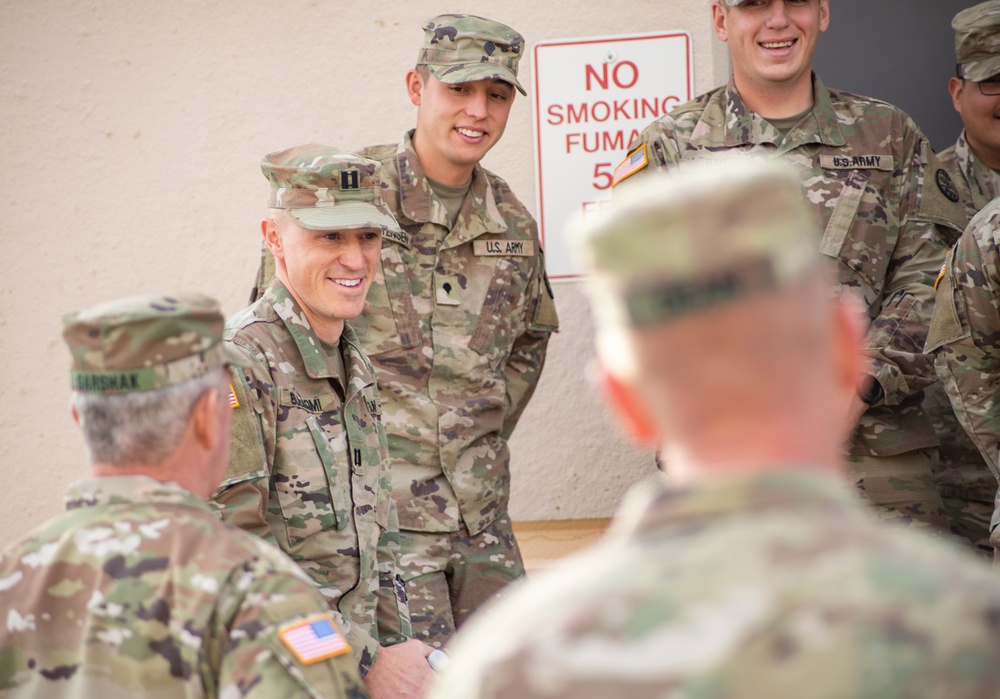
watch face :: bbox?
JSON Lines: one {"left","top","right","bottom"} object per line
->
{"left": 861, "top": 380, "right": 884, "bottom": 406}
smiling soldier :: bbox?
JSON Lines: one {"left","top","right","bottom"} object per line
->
{"left": 213, "top": 146, "right": 435, "bottom": 699}
{"left": 616, "top": 0, "right": 965, "bottom": 535}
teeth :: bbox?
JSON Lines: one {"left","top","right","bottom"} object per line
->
{"left": 335, "top": 279, "right": 362, "bottom": 287}
{"left": 457, "top": 128, "right": 484, "bottom": 138}
{"left": 761, "top": 40, "right": 794, "bottom": 49}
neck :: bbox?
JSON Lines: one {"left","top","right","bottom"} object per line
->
{"left": 966, "top": 130, "right": 1000, "bottom": 170}
{"left": 275, "top": 272, "right": 345, "bottom": 344}
{"left": 733, "top": 71, "right": 815, "bottom": 120}
{"left": 411, "top": 130, "right": 476, "bottom": 186}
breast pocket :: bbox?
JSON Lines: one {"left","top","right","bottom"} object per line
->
{"left": 356, "top": 244, "right": 422, "bottom": 355}
{"left": 468, "top": 256, "right": 531, "bottom": 368}
{"left": 272, "top": 395, "right": 352, "bottom": 548}
{"left": 816, "top": 169, "right": 891, "bottom": 307}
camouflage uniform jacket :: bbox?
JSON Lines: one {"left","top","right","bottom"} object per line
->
{"left": 623, "top": 76, "right": 960, "bottom": 457}
{"left": 927, "top": 200, "right": 1000, "bottom": 482}
{"left": 212, "top": 278, "right": 409, "bottom": 676}
{"left": 0, "top": 475, "right": 367, "bottom": 698}
{"left": 430, "top": 470, "right": 1000, "bottom": 699}
{"left": 937, "top": 130, "right": 1000, "bottom": 226}
{"left": 351, "top": 131, "right": 559, "bottom": 536}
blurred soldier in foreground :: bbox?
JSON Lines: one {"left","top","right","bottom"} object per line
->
{"left": 0, "top": 293, "right": 366, "bottom": 698}
{"left": 429, "top": 160, "right": 1000, "bottom": 699}
{"left": 618, "top": 0, "right": 963, "bottom": 533}
{"left": 212, "top": 146, "right": 433, "bottom": 699}
{"left": 252, "top": 15, "right": 559, "bottom": 647}
{"left": 923, "top": 0, "right": 1000, "bottom": 557}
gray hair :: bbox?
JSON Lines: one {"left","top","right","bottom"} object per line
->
{"left": 73, "top": 368, "right": 228, "bottom": 466}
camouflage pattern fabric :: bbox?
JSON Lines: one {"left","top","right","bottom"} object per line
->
{"left": 397, "top": 514, "right": 524, "bottom": 648}
{"left": 937, "top": 132, "right": 1000, "bottom": 225}
{"left": 416, "top": 14, "right": 526, "bottom": 95}
{"left": 927, "top": 198, "right": 1000, "bottom": 559}
{"left": 954, "top": 0, "right": 1000, "bottom": 82}
{"left": 211, "top": 278, "right": 410, "bottom": 676}
{"left": 429, "top": 471, "right": 1000, "bottom": 699}
{"left": 620, "top": 76, "right": 959, "bottom": 529}
{"left": 0, "top": 476, "right": 367, "bottom": 698}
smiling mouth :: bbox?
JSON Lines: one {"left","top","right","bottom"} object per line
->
{"left": 760, "top": 39, "right": 796, "bottom": 49}
{"left": 457, "top": 127, "right": 486, "bottom": 138}
{"left": 333, "top": 278, "right": 363, "bottom": 288}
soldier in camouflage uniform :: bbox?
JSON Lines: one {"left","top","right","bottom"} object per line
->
{"left": 615, "top": 0, "right": 964, "bottom": 533}
{"left": 213, "top": 146, "right": 434, "bottom": 699}
{"left": 428, "top": 159, "right": 1000, "bottom": 699}
{"left": 0, "top": 293, "right": 367, "bottom": 698}
{"left": 253, "top": 15, "right": 558, "bottom": 648}
{"left": 920, "top": 2, "right": 1000, "bottom": 557}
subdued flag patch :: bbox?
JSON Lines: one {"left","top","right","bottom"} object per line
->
{"left": 279, "top": 614, "right": 351, "bottom": 665}
{"left": 228, "top": 383, "right": 240, "bottom": 409}
{"left": 935, "top": 249, "right": 952, "bottom": 291}
{"left": 612, "top": 144, "right": 648, "bottom": 187}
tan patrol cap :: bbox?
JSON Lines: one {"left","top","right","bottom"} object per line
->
{"left": 954, "top": 1, "right": 1000, "bottom": 82}
{"left": 417, "top": 14, "right": 526, "bottom": 96}
{"left": 569, "top": 157, "right": 820, "bottom": 329}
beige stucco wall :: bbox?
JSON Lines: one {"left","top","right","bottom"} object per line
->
{"left": 0, "top": 1, "right": 727, "bottom": 547}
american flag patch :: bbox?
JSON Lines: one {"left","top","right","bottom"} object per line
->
{"left": 279, "top": 614, "right": 351, "bottom": 665}
{"left": 934, "top": 249, "right": 952, "bottom": 291}
{"left": 228, "top": 383, "right": 240, "bottom": 410}
{"left": 612, "top": 144, "right": 648, "bottom": 187}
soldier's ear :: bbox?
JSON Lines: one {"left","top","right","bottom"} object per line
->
{"left": 712, "top": 3, "right": 729, "bottom": 43}
{"left": 599, "top": 363, "right": 660, "bottom": 447}
{"left": 949, "top": 77, "right": 966, "bottom": 113}
{"left": 261, "top": 216, "right": 283, "bottom": 259}
{"left": 406, "top": 69, "right": 424, "bottom": 107}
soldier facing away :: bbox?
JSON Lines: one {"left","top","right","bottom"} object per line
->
{"left": 253, "top": 14, "right": 559, "bottom": 648}
{"left": 428, "top": 159, "right": 1000, "bottom": 699}
{"left": 0, "top": 293, "right": 367, "bottom": 698}
{"left": 616, "top": 0, "right": 965, "bottom": 534}
{"left": 212, "top": 147, "right": 433, "bottom": 699}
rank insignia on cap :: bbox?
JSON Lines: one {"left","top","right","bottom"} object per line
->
{"left": 279, "top": 614, "right": 351, "bottom": 665}
{"left": 228, "top": 383, "right": 240, "bottom": 410}
{"left": 612, "top": 145, "right": 648, "bottom": 187}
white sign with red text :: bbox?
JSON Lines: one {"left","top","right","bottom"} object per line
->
{"left": 532, "top": 31, "right": 693, "bottom": 279}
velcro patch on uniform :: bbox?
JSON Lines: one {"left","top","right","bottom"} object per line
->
{"left": 228, "top": 383, "right": 240, "bottom": 410}
{"left": 278, "top": 613, "right": 351, "bottom": 665}
{"left": 935, "top": 168, "right": 960, "bottom": 203}
{"left": 935, "top": 248, "right": 952, "bottom": 291}
{"left": 612, "top": 145, "right": 648, "bottom": 186}
{"left": 819, "top": 154, "right": 893, "bottom": 171}
{"left": 383, "top": 229, "right": 411, "bottom": 248}
{"left": 473, "top": 240, "right": 535, "bottom": 257}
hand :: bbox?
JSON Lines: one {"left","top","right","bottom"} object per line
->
{"left": 364, "top": 639, "right": 435, "bottom": 699}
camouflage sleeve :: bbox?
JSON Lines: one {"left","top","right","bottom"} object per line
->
{"left": 211, "top": 346, "right": 277, "bottom": 546}
{"left": 612, "top": 118, "right": 682, "bottom": 191}
{"left": 864, "top": 138, "right": 949, "bottom": 405}
{"left": 926, "top": 208, "right": 1000, "bottom": 478}
{"left": 214, "top": 545, "right": 369, "bottom": 699}
{"left": 374, "top": 497, "right": 412, "bottom": 645}
{"left": 501, "top": 248, "right": 559, "bottom": 441}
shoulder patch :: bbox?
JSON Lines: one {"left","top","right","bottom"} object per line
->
{"left": 612, "top": 145, "right": 648, "bottom": 187}
{"left": 935, "top": 168, "right": 960, "bottom": 203}
{"left": 228, "top": 382, "right": 240, "bottom": 409}
{"left": 278, "top": 613, "right": 351, "bottom": 665}
{"left": 224, "top": 367, "right": 265, "bottom": 481}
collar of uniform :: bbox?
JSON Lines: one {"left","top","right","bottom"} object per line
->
{"left": 723, "top": 73, "right": 846, "bottom": 150}
{"left": 608, "top": 468, "right": 862, "bottom": 542}
{"left": 263, "top": 277, "right": 377, "bottom": 399}
{"left": 394, "top": 130, "right": 507, "bottom": 242}
{"left": 65, "top": 475, "right": 207, "bottom": 512}
{"left": 957, "top": 129, "right": 1000, "bottom": 213}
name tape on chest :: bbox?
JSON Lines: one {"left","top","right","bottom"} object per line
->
{"left": 383, "top": 229, "right": 411, "bottom": 248}
{"left": 279, "top": 613, "right": 351, "bottom": 665}
{"left": 280, "top": 388, "right": 339, "bottom": 414}
{"left": 473, "top": 239, "right": 535, "bottom": 257}
{"left": 819, "top": 154, "right": 894, "bottom": 171}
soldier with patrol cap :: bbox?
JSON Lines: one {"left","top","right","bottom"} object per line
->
{"left": 616, "top": 0, "right": 963, "bottom": 534}
{"left": 0, "top": 293, "right": 367, "bottom": 697}
{"left": 942, "top": 0, "right": 1000, "bottom": 223}
{"left": 428, "top": 159, "right": 1000, "bottom": 699}
{"left": 252, "top": 15, "right": 559, "bottom": 648}
{"left": 918, "top": 1, "right": 1000, "bottom": 558}
{"left": 212, "top": 146, "right": 434, "bottom": 699}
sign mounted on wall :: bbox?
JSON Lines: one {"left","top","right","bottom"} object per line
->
{"left": 532, "top": 31, "right": 693, "bottom": 280}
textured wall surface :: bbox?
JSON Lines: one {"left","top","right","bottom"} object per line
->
{"left": 0, "top": 1, "right": 725, "bottom": 547}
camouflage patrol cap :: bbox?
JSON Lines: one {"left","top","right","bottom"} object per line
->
{"left": 417, "top": 14, "right": 526, "bottom": 96}
{"left": 954, "top": 1, "right": 1000, "bottom": 82}
{"left": 570, "top": 157, "right": 819, "bottom": 329}
{"left": 262, "top": 144, "right": 401, "bottom": 234}
{"left": 63, "top": 293, "right": 226, "bottom": 394}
